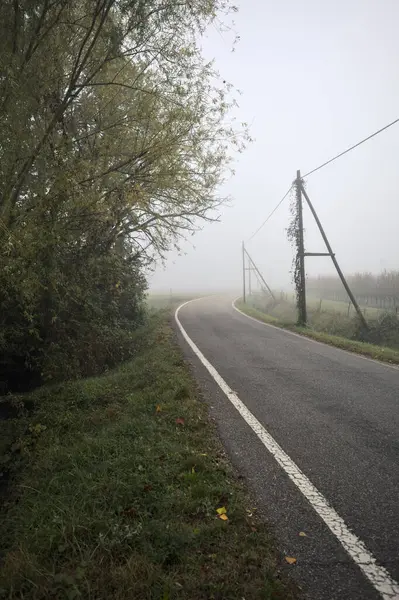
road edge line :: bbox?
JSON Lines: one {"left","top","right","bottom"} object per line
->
{"left": 175, "top": 298, "right": 399, "bottom": 600}
{"left": 232, "top": 298, "right": 399, "bottom": 371}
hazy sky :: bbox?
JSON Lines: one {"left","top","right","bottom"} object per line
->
{"left": 150, "top": 0, "right": 399, "bottom": 293}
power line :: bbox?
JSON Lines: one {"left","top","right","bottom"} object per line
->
{"left": 303, "top": 116, "right": 399, "bottom": 178}
{"left": 246, "top": 116, "right": 399, "bottom": 243}
{"left": 247, "top": 184, "right": 293, "bottom": 242}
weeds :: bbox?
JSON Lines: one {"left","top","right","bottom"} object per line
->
{"left": 247, "top": 294, "right": 399, "bottom": 350}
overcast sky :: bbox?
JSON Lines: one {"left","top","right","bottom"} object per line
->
{"left": 150, "top": 0, "right": 399, "bottom": 293}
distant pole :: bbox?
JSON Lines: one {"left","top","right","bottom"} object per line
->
{"left": 248, "top": 261, "right": 252, "bottom": 296}
{"left": 242, "top": 241, "right": 246, "bottom": 303}
{"left": 296, "top": 170, "right": 307, "bottom": 325}
{"left": 244, "top": 248, "right": 275, "bottom": 300}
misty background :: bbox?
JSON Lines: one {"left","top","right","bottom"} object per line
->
{"left": 150, "top": 0, "right": 399, "bottom": 294}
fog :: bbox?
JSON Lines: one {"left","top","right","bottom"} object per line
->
{"left": 150, "top": 0, "right": 399, "bottom": 295}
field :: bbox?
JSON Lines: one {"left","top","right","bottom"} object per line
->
{"left": 146, "top": 293, "right": 197, "bottom": 310}
{"left": 275, "top": 292, "right": 385, "bottom": 319}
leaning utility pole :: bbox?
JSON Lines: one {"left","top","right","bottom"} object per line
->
{"left": 244, "top": 248, "right": 275, "bottom": 300}
{"left": 242, "top": 241, "right": 246, "bottom": 303}
{"left": 296, "top": 170, "right": 307, "bottom": 325}
{"left": 248, "top": 260, "right": 252, "bottom": 296}
{"left": 299, "top": 183, "right": 368, "bottom": 330}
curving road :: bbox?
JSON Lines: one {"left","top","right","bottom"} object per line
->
{"left": 175, "top": 295, "right": 399, "bottom": 600}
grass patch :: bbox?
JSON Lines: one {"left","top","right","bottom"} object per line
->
{"left": 236, "top": 301, "right": 399, "bottom": 366}
{"left": 0, "top": 312, "right": 294, "bottom": 599}
{"left": 146, "top": 294, "right": 198, "bottom": 310}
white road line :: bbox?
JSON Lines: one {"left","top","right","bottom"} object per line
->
{"left": 232, "top": 298, "right": 399, "bottom": 371}
{"left": 175, "top": 299, "right": 399, "bottom": 600}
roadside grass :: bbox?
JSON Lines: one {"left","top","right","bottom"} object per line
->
{"left": 235, "top": 300, "right": 399, "bottom": 366}
{"left": 0, "top": 312, "right": 294, "bottom": 600}
{"left": 146, "top": 294, "right": 198, "bottom": 310}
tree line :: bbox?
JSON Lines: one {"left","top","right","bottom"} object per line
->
{"left": 0, "top": 0, "right": 245, "bottom": 392}
{"left": 307, "top": 271, "right": 399, "bottom": 308}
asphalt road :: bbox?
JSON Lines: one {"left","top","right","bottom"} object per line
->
{"left": 175, "top": 295, "right": 399, "bottom": 600}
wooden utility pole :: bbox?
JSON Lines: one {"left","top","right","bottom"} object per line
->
{"left": 244, "top": 248, "right": 275, "bottom": 300}
{"left": 300, "top": 183, "right": 368, "bottom": 330}
{"left": 296, "top": 170, "right": 307, "bottom": 325}
{"left": 242, "top": 241, "right": 246, "bottom": 303}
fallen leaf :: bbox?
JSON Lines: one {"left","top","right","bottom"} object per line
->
{"left": 143, "top": 484, "right": 152, "bottom": 493}
{"left": 218, "top": 513, "right": 228, "bottom": 521}
{"left": 156, "top": 405, "right": 162, "bottom": 413}
{"left": 299, "top": 531, "right": 307, "bottom": 537}
{"left": 216, "top": 507, "right": 227, "bottom": 515}
{"left": 285, "top": 556, "right": 297, "bottom": 565}
{"left": 191, "top": 466, "right": 196, "bottom": 474}
{"left": 122, "top": 507, "right": 137, "bottom": 518}
{"left": 175, "top": 417, "right": 185, "bottom": 425}
{"left": 251, "top": 526, "right": 257, "bottom": 532}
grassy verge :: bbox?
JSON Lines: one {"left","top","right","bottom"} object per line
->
{"left": 0, "top": 312, "right": 294, "bottom": 600}
{"left": 146, "top": 294, "right": 202, "bottom": 311}
{"left": 235, "top": 301, "right": 399, "bottom": 366}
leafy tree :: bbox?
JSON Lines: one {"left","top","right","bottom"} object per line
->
{"left": 0, "top": 0, "right": 246, "bottom": 388}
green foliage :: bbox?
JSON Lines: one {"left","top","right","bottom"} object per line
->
{"left": 0, "top": 315, "right": 294, "bottom": 600}
{"left": 0, "top": 0, "right": 247, "bottom": 388}
{"left": 353, "top": 311, "right": 399, "bottom": 348}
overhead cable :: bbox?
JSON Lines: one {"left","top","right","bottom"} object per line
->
{"left": 303, "top": 117, "right": 399, "bottom": 178}
{"left": 247, "top": 185, "right": 293, "bottom": 242}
